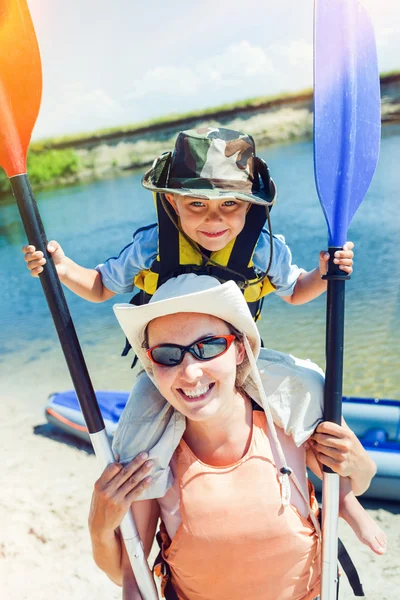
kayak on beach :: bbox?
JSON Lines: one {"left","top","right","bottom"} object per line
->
{"left": 45, "top": 390, "right": 400, "bottom": 501}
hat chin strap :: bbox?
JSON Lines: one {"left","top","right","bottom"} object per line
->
{"left": 243, "top": 336, "right": 322, "bottom": 536}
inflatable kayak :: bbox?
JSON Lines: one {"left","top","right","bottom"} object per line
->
{"left": 45, "top": 391, "right": 400, "bottom": 501}
{"left": 45, "top": 390, "right": 127, "bottom": 441}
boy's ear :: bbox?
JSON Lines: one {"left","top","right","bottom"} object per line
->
{"left": 164, "top": 193, "right": 179, "bottom": 215}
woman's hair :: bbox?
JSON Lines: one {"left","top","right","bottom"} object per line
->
{"left": 142, "top": 319, "right": 249, "bottom": 388}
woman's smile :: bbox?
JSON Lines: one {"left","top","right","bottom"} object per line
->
{"left": 178, "top": 382, "right": 215, "bottom": 402}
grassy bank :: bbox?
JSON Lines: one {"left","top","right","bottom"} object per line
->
{"left": 0, "top": 148, "right": 80, "bottom": 196}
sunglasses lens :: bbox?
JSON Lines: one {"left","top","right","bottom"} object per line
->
{"left": 149, "top": 336, "right": 234, "bottom": 367}
{"left": 193, "top": 337, "right": 228, "bottom": 359}
{"left": 151, "top": 346, "right": 183, "bottom": 366}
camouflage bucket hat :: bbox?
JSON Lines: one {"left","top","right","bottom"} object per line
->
{"left": 142, "top": 127, "right": 276, "bottom": 206}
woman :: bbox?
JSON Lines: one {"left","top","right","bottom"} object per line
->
{"left": 89, "top": 274, "right": 385, "bottom": 600}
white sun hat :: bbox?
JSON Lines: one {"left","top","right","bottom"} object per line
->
{"left": 113, "top": 273, "right": 261, "bottom": 374}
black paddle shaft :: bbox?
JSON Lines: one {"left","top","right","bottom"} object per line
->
{"left": 322, "top": 247, "right": 350, "bottom": 474}
{"left": 10, "top": 174, "right": 104, "bottom": 434}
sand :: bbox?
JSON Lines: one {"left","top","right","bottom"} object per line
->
{"left": 1, "top": 358, "right": 399, "bottom": 600}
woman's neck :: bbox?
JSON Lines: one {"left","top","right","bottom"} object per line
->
{"left": 183, "top": 390, "right": 253, "bottom": 466}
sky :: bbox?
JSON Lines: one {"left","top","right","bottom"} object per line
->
{"left": 27, "top": 0, "right": 400, "bottom": 140}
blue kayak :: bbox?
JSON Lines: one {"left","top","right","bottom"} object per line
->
{"left": 310, "top": 396, "right": 400, "bottom": 502}
{"left": 45, "top": 391, "right": 400, "bottom": 501}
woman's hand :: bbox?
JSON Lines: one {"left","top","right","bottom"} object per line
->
{"left": 310, "top": 420, "right": 376, "bottom": 495}
{"left": 89, "top": 452, "right": 153, "bottom": 539}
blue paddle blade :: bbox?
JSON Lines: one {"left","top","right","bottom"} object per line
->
{"left": 313, "top": 0, "right": 381, "bottom": 247}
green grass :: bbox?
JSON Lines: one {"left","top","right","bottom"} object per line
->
{"left": 0, "top": 148, "right": 80, "bottom": 196}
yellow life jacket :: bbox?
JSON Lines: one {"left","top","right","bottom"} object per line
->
{"left": 132, "top": 194, "right": 275, "bottom": 321}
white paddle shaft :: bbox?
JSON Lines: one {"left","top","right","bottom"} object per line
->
{"left": 320, "top": 472, "right": 340, "bottom": 600}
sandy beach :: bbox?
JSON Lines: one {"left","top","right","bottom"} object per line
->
{"left": 1, "top": 356, "right": 399, "bottom": 600}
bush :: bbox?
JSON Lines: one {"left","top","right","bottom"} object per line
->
{"left": 27, "top": 148, "right": 80, "bottom": 185}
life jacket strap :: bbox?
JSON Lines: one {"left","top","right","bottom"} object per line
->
{"left": 337, "top": 537, "right": 365, "bottom": 596}
{"left": 316, "top": 512, "right": 365, "bottom": 597}
{"left": 227, "top": 202, "right": 267, "bottom": 273}
{"left": 156, "top": 193, "right": 181, "bottom": 282}
{"left": 121, "top": 290, "right": 152, "bottom": 366}
{"left": 153, "top": 530, "right": 179, "bottom": 600}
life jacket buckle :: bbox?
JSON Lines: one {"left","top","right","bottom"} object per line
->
{"left": 236, "top": 279, "right": 249, "bottom": 290}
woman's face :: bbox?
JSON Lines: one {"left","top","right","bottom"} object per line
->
{"left": 147, "top": 312, "right": 244, "bottom": 422}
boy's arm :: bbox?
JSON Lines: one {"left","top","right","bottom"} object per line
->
{"left": 281, "top": 267, "right": 326, "bottom": 305}
{"left": 22, "top": 241, "right": 115, "bottom": 302}
{"left": 281, "top": 242, "right": 354, "bottom": 305}
{"left": 58, "top": 255, "right": 116, "bottom": 302}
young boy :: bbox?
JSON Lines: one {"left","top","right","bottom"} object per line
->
{"left": 22, "top": 129, "right": 385, "bottom": 561}
{"left": 23, "top": 127, "right": 354, "bottom": 309}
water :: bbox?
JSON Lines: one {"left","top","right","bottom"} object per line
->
{"left": 1, "top": 133, "right": 399, "bottom": 398}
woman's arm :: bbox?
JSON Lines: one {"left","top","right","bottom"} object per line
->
{"left": 88, "top": 454, "right": 155, "bottom": 584}
{"left": 309, "top": 418, "right": 377, "bottom": 495}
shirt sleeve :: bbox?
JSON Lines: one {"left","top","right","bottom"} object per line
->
{"left": 95, "top": 225, "right": 158, "bottom": 294}
{"left": 245, "top": 348, "right": 325, "bottom": 447}
{"left": 252, "top": 230, "right": 306, "bottom": 297}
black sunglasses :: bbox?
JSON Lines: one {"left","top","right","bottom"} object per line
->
{"left": 146, "top": 335, "right": 236, "bottom": 367}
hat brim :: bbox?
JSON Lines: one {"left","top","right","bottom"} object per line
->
{"left": 113, "top": 279, "right": 261, "bottom": 373}
{"left": 142, "top": 166, "right": 276, "bottom": 206}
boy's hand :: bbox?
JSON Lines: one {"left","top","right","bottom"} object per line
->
{"left": 319, "top": 241, "right": 354, "bottom": 276}
{"left": 22, "top": 240, "right": 68, "bottom": 278}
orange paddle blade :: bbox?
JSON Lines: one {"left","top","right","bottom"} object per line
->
{"left": 0, "top": 0, "right": 42, "bottom": 177}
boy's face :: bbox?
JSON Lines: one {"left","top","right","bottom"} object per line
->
{"left": 165, "top": 194, "right": 248, "bottom": 251}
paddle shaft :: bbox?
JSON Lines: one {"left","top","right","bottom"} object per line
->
{"left": 321, "top": 250, "right": 349, "bottom": 600}
{"left": 10, "top": 173, "right": 158, "bottom": 599}
{"left": 11, "top": 174, "right": 104, "bottom": 431}
{"left": 324, "top": 252, "right": 347, "bottom": 431}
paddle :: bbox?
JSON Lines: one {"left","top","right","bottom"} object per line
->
{"left": 313, "top": 0, "right": 381, "bottom": 598}
{"left": 0, "top": 2, "right": 157, "bottom": 597}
